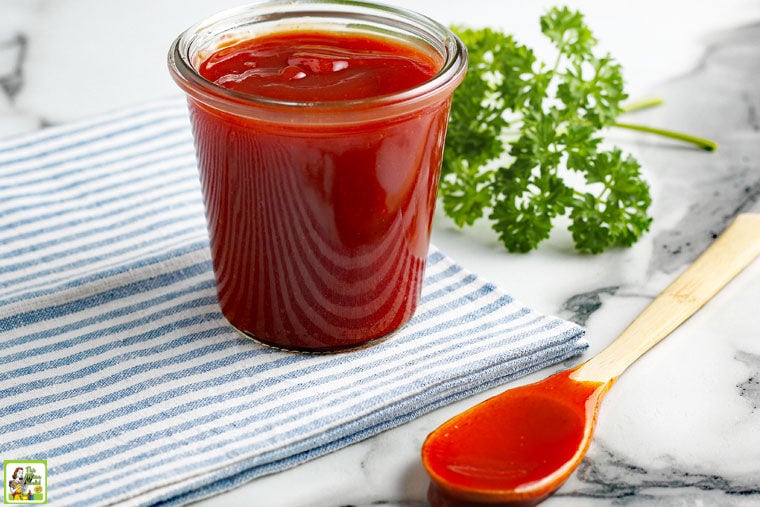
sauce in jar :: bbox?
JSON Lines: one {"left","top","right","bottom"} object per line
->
{"left": 198, "top": 31, "right": 439, "bottom": 101}
{"left": 187, "top": 30, "right": 452, "bottom": 351}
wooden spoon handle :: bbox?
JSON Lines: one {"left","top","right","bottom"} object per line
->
{"left": 573, "top": 213, "right": 760, "bottom": 383}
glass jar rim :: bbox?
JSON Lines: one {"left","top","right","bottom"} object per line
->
{"left": 167, "top": 0, "right": 467, "bottom": 124}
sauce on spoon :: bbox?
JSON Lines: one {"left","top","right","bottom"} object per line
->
{"left": 422, "top": 213, "right": 760, "bottom": 506}
{"left": 423, "top": 369, "right": 611, "bottom": 506}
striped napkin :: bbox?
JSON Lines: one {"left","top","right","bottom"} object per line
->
{"left": 0, "top": 98, "right": 588, "bottom": 506}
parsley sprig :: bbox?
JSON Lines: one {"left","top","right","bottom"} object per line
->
{"left": 441, "top": 7, "right": 716, "bottom": 253}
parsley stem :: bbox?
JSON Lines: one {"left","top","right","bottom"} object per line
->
{"left": 613, "top": 122, "right": 718, "bottom": 151}
{"left": 621, "top": 97, "right": 664, "bottom": 113}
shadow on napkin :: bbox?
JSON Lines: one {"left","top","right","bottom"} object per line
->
{"left": 0, "top": 99, "right": 587, "bottom": 506}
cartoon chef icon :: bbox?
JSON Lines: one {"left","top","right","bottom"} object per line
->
{"left": 8, "top": 467, "right": 26, "bottom": 501}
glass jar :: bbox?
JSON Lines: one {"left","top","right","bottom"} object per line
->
{"left": 168, "top": 0, "right": 467, "bottom": 352}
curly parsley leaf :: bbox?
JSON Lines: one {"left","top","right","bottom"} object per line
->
{"left": 441, "top": 7, "right": 709, "bottom": 253}
{"left": 440, "top": 27, "right": 535, "bottom": 226}
{"left": 567, "top": 149, "right": 652, "bottom": 253}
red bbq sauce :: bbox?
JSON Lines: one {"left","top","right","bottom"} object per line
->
{"left": 422, "top": 368, "right": 611, "bottom": 506}
{"left": 198, "top": 32, "right": 439, "bottom": 101}
{"left": 189, "top": 31, "right": 449, "bottom": 351}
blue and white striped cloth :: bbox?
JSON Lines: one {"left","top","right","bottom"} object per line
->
{"left": 0, "top": 98, "right": 588, "bottom": 506}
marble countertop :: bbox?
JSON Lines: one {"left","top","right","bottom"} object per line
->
{"left": 3, "top": 0, "right": 760, "bottom": 505}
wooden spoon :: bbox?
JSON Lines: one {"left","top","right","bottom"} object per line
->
{"left": 422, "top": 213, "right": 760, "bottom": 507}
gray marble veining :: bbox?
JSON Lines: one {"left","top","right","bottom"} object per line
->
{"left": 736, "top": 351, "right": 760, "bottom": 411}
{"left": 0, "top": 33, "right": 26, "bottom": 102}
{"left": 562, "top": 443, "right": 760, "bottom": 503}
{"left": 559, "top": 286, "right": 620, "bottom": 327}
{"left": 641, "top": 23, "right": 760, "bottom": 274}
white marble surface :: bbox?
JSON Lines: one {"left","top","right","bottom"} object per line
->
{"left": 3, "top": 0, "right": 760, "bottom": 505}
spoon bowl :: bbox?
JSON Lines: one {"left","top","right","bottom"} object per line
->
{"left": 423, "top": 369, "right": 611, "bottom": 505}
{"left": 421, "top": 213, "right": 760, "bottom": 506}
